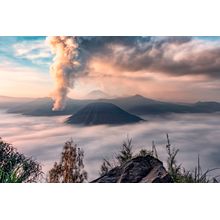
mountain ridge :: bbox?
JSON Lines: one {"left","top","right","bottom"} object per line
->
{"left": 3, "top": 94, "right": 220, "bottom": 116}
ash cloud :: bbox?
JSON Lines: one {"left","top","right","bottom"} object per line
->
{"left": 47, "top": 36, "right": 80, "bottom": 111}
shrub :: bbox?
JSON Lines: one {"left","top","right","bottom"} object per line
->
{"left": 99, "top": 136, "right": 134, "bottom": 176}
{"left": 47, "top": 140, "right": 88, "bottom": 183}
{"left": 116, "top": 136, "right": 133, "bottom": 166}
{"left": 164, "top": 134, "right": 220, "bottom": 183}
{"left": 138, "top": 141, "right": 159, "bottom": 158}
{"left": 0, "top": 167, "right": 22, "bottom": 183}
{"left": 99, "top": 159, "right": 114, "bottom": 176}
{"left": 0, "top": 138, "right": 42, "bottom": 183}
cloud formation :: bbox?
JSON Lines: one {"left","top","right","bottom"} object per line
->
{"left": 1, "top": 36, "right": 220, "bottom": 102}
{"left": 13, "top": 40, "right": 51, "bottom": 61}
{"left": 74, "top": 36, "right": 220, "bottom": 79}
{"left": 0, "top": 60, "right": 51, "bottom": 98}
{"left": 1, "top": 110, "right": 220, "bottom": 180}
{"left": 58, "top": 36, "right": 220, "bottom": 102}
{"left": 47, "top": 36, "right": 80, "bottom": 110}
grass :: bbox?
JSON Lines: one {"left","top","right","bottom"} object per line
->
{"left": 164, "top": 134, "right": 220, "bottom": 183}
{"left": 0, "top": 138, "right": 42, "bottom": 183}
{"left": 0, "top": 166, "right": 22, "bottom": 183}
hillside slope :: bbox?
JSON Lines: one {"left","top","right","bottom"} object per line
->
{"left": 66, "top": 102, "right": 144, "bottom": 125}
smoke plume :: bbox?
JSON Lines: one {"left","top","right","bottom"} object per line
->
{"left": 47, "top": 36, "right": 80, "bottom": 111}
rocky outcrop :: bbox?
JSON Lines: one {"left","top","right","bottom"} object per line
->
{"left": 91, "top": 155, "right": 173, "bottom": 183}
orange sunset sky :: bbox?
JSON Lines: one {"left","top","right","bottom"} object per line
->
{"left": 1, "top": 36, "right": 220, "bottom": 102}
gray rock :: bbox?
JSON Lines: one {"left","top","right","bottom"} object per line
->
{"left": 91, "top": 155, "right": 173, "bottom": 183}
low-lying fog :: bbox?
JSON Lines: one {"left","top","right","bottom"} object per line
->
{"left": 1, "top": 109, "right": 220, "bottom": 181}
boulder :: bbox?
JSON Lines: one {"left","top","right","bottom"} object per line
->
{"left": 91, "top": 155, "right": 173, "bottom": 183}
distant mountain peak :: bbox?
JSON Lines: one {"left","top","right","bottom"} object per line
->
{"left": 133, "top": 94, "right": 143, "bottom": 97}
{"left": 86, "top": 90, "right": 109, "bottom": 99}
{"left": 132, "top": 94, "right": 146, "bottom": 99}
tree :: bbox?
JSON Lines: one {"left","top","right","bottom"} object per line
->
{"left": 0, "top": 138, "right": 42, "bottom": 183}
{"left": 99, "top": 136, "right": 134, "bottom": 176}
{"left": 116, "top": 136, "right": 133, "bottom": 166}
{"left": 165, "top": 134, "right": 181, "bottom": 181}
{"left": 47, "top": 140, "right": 88, "bottom": 183}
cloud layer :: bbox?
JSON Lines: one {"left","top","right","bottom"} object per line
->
{"left": 74, "top": 36, "right": 220, "bottom": 79}
{"left": 1, "top": 110, "right": 220, "bottom": 181}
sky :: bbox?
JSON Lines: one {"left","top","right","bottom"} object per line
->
{"left": 1, "top": 36, "right": 220, "bottom": 102}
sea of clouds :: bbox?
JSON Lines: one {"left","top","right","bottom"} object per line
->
{"left": 1, "top": 109, "right": 220, "bottom": 181}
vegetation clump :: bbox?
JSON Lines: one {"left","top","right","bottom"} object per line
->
{"left": 99, "top": 134, "right": 220, "bottom": 183}
{"left": 47, "top": 140, "right": 87, "bottom": 183}
{"left": 0, "top": 138, "right": 42, "bottom": 183}
{"left": 1, "top": 135, "right": 219, "bottom": 183}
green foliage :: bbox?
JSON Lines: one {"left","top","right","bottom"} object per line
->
{"left": 0, "top": 138, "right": 42, "bottom": 183}
{"left": 138, "top": 149, "right": 152, "bottom": 156}
{"left": 165, "top": 134, "right": 182, "bottom": 182}
{"left": 164, "top": 134, "right": 220, "bottom": 183}
{"left": 99, "top": 137, "right": 158, "bottom": 176}
{"left": 0, "top": 167, "right": 22, "bottom": 183}
{"left": 138, "top": 141, "right": 159, "bottom": 158}
{"left": 99, "top": 136, "right": 134, "bottom": 176}
{"left": 99, "top": 158, "right": 114, "bottom": 176}
{"left": 47, "top": 140, "right": 88, "bottom": 183}
{"left": 116, "top": 136, "right": 133, "bottom": 166}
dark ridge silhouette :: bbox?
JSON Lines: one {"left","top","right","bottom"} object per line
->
{"left": 6, "top": 97, "right": 91, "bottom": 116}
{"left": 0, "top": 96, "right": 34, "bottom": 109}
{"left": 66, "top": 102, "right": 144, "bottom": 126}
{"left": 4, "top": 94, "right": 220, "bottom": 116}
